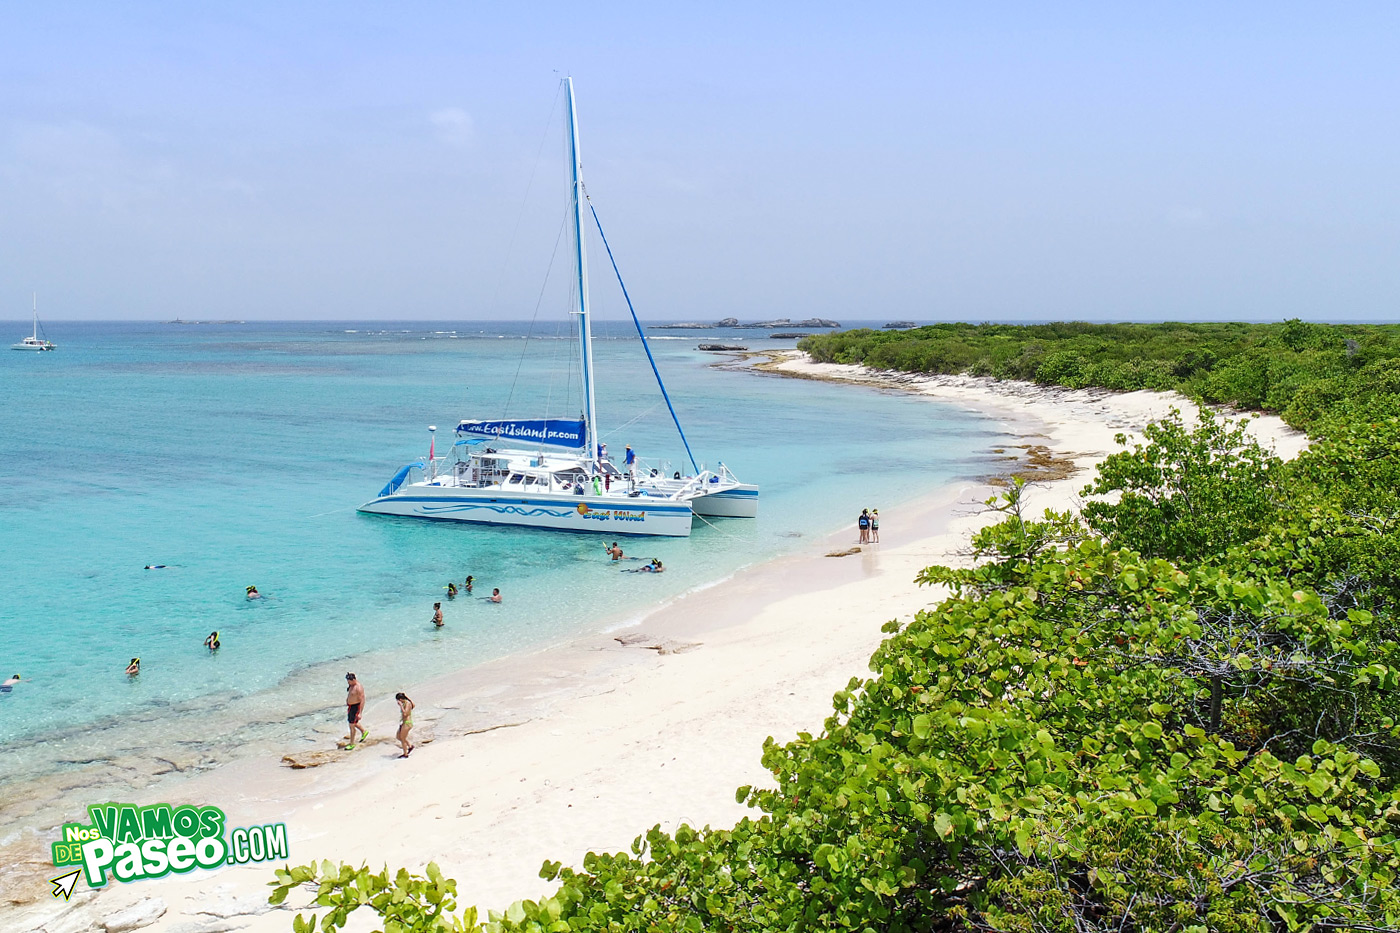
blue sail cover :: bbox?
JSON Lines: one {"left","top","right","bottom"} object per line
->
{"left": 455, "top": 418, "right": 587, "bottom": 449}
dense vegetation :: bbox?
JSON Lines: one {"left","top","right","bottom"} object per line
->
{"left": 797, "top": 321, "right": 1400, "bottom": 431}
{"left": 273, "top": 322, "right": 1400, "bottom": 932}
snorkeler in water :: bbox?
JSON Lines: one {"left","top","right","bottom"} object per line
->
{"left": 446, "top": 582, "right": 458, "bottom": 599}
{"left": 204, "top": 631, "right": 221, "bottom": 651}
{"left": 463, "top": 575, "right": 474, "bottom": 594}
{"left": 1, "top": 674, "right": 19, "bottom": 692}
{"left": 126, "top": 658, "right": 141, "bottom": 677}
{"left": 245, "top": 585, "right": 262, "bottom": 599}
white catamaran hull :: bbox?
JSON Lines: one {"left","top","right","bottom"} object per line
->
{"left": 690, "top": 483, "right": 760, "bottom": 518}
{"left": 358, "top": 486, "right": 694, "bottom": 537}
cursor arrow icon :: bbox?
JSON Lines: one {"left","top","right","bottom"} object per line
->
{"left": 51, "top": 869, "right": 81, "bottom": 901}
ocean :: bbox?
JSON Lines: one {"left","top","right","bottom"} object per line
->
{"left": 0, "top": 320, "right": 1007, "bottom": 832}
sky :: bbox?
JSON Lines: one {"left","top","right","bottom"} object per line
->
{"left": 1, "top": 3, "right": 1397, "bottom": 322}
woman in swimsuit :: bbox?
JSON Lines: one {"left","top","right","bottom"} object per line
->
{"left": 204, "top": 631, "right": 220, "bottom": 651}
{"left": 126, "top": 658, "right": 140, "bottom": 677}
{"left": 395, "top": 692, "right": 415, "bottom": 758}
{"left": 432, "top": 602, "right": 444, "bottom": 627}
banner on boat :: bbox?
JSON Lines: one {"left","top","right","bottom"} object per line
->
{"left": 455, "top": 418, "right": 587, "bottom": 449}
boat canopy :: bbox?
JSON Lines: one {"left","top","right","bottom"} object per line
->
{"left": 455, "top": 418, "right": 586, "bottom": 449}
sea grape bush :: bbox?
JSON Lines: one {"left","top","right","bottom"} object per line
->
{"left": 272, "top": 323, "right": 1400, "bottom": 931}
{"left": 798, "top": 321, "right": 1400, "bottom": 432}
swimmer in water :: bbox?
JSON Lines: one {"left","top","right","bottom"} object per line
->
{"left": 489, "top": 588, "right": 502, "bottom": 603}
{"left": 446, "top": 582, "right": 458, "bottom": 599}
{"left": 126, "top": 658, "right": 141, "bottom": 677}
{"left": 143, "top": 564, "right": 167, "bottom": 570}
{"left": 246, "top": 585, "right": 262, "bottom": 599}
{"left": 606, "top": 542, "right": 624, "bottom": 561}
{"left": 1, "top": 674, "right": 19, "bottom": 692}
{"left": 463, "top": 575, "right": 474, "bottom": 594}
{"left": 644, "top": 558, "right": 665, "bottom": 573}
{"left": 204, "top": 631, "right": 220, "bottom": 651}
{"left": 432, "top": 602, "right": 444, "bottom": 627}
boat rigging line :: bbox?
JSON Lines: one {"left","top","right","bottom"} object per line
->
{"left": 587, "top": 201, "right": 700, "bottom": 475}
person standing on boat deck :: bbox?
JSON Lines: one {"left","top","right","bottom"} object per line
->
{"left": 858, "top": 509, "right": 871, "bottom": 544}
{"left": 345, "top": 673, "right": 367, "bottom": 749}
{"left": 624, "top": 445, "right": 636, "bottom": 477}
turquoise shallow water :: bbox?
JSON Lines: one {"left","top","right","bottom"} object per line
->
{"left": 0, "top": 320, "right": 1006, "bottom": 801}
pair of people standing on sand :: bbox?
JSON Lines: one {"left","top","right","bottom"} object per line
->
{"left": 343, "top": 672, "right": 414, "bottom": 758}
{"left": 858, "top": 508, "right": 881, "bottom": 544}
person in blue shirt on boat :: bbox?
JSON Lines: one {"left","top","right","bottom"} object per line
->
{"left": 624, "top": 445, "right": 636, "bottom": 476}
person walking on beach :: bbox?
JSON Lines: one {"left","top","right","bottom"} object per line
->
{"left": 345, "top": 672, "right": 367, "bottom": 749}
{"left": 858, "top": 509, "right": 871, "bottom": 544}
{"left": 395, "top": 692, "right": 415, "bottom": 758}
{"left": 432, "top": 602, "right": 444, "bottom": 628}
{"left": 870, "top": 509, "right": 880, "bottom": 544}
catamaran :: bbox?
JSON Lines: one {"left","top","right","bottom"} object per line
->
{"left": 358, "top": 78, "right": 758, "bottom": 537}
{"left": 12, "top": 295, "right": 55, "bottom": 351}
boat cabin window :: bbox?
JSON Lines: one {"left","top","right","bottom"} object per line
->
{"left": 507, "top": 473, "right": 524, "bottom": 484}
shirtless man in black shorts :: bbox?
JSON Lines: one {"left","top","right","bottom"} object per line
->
{"left": 345, "top": 672, "right": 367, "bottom": 749}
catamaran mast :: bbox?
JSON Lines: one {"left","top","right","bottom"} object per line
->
{"left": 565, "top": 77, "right": 600, "bottom": 469}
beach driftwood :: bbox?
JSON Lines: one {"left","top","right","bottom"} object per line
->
{"left": 614, "top": 633, "right": 702, "bottom": 655}
{"left": 698, "top": 344, "right": 747, "bottom": 351}
{"left": 825, "top": 546, "right": 861, "bottom": 557}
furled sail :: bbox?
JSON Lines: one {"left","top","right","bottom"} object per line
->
{"left": 455, "top": 418, "right": 586, "bottom": 449}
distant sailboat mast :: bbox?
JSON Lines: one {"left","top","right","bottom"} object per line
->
{"left": 566, "top": 76, "right": 600, "bottom": 467}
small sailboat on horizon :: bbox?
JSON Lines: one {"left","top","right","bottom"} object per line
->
{"left": 12, "top": 295, "right": 56, "bottom": 351}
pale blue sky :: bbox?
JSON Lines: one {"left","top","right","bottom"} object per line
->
{"left": 2, "top": 3, "right": 1397, "bottom": 321}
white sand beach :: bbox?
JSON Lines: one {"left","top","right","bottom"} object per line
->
{"left": 16, "top": 353, "right": 1308, "bottom": 933}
